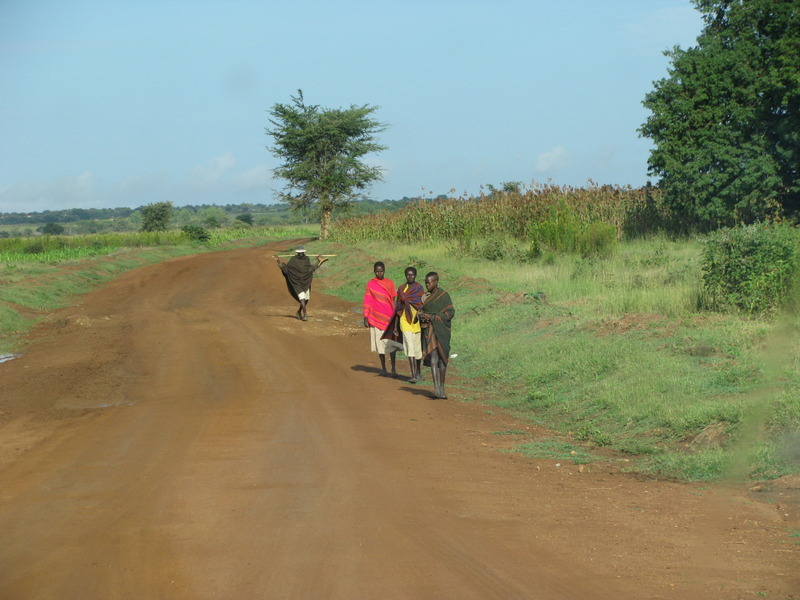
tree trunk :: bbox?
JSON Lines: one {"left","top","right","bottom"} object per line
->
{"left": 320, "top": 207, "right": 332, "bottom": 240}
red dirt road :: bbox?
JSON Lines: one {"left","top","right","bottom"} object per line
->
{"left": 0, "top": 244, "right": 798, "bottom": 599}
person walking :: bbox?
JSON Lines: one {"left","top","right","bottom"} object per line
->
{"left": 394, "top": 266, "right": 424, "bottom": 384}
{"left": 274, "top": 246, "right": 326, "bottom": 321}
{"left": 419, "top": 272, "right": 455, "bottom": 399}
{"left": 363, "top": 261, "right": 402, "bottom": 376}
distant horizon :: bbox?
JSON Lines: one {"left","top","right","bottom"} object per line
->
{"left": 0, "top": 180, "right": 658, "bottom": 217}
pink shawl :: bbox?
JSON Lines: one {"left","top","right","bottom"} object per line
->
{"left": 363, "top": 277, "right": 397, "bottom": 330}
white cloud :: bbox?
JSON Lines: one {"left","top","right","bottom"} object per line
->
{"left": 534, "top": 146, "right": 569, "bottom": 174}
{"left": 231, "top": 164, "right": 273, "bottom": 192}
{"left": 188, "top": 152, "right": 237, "bottom": 187}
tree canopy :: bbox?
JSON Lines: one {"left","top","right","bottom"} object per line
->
{"left": 140, "top": 201, "right": 174, "bottom": 232}
{"left": 40, "top": 222, "right": 65, "bottom": 235}
{"left": 640, "top": 0, "right": 800, "bottom": 230}
{"left": 266, "top": 91, "right": 387, "bottom": 239}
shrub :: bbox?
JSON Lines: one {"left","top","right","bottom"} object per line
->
{"left": 529, "top": 208, "right": 618, "bottom": 258}
{"left": 41, "top": 222, "right": 65, "bottom": 235}
{"left": 701, "top": 223, "right": 800, "bottom": 313}
{"left": 530, "top": 208, "right": 581, "bottom": 253}
{"left": 181, "top": 225, "right": 211, "bottom": 242}
{"left": 479, "top": 237, "right": 505, "bottom": 261}
{"left": 577, "top": 221, "right": 618, "bottom": 258}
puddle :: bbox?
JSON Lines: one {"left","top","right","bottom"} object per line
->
{"left": 0, "top": 354, "right": 19, "bottom": 364}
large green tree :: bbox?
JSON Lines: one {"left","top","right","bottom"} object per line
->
{"left": 266, "top": 91, "right": 387, "bottom": 239}
{"left": 640, "top": 0, "right": 800, "bottom": 230}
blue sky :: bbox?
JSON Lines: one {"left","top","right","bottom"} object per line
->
{"left": 0, "top": 1, "right": 703, "bottom": 212}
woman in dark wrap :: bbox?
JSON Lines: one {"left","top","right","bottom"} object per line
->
{"left": 419, "top": 272, "right": 455, "bottom": 399}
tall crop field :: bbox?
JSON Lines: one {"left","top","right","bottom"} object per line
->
{"left": 331, "top": 182, "right": 668, "bottom": 244}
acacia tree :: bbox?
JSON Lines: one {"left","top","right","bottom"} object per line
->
{"left": 266, "top": 91, "right": 387, "bottom": 239}
{"left": 639, "top": 0, "right": 800, "bottom": 230}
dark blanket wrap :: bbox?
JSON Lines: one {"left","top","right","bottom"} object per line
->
{"left": 420, "top": 288, "right": 455, "bottom": 365}
{"left": 279, "top": 255, "right": 318, "bottom": 301}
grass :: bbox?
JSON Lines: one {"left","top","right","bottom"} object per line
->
{"left": 308, "top": 234, "right": 800, "bottom": 482}
{"left": 0, "top": 225, "right": 318, "bottom": 262}
{"left": 510, "top": 439, "right": 594, "bottom": 464}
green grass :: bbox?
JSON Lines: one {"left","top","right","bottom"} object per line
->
{"left": 310, "top": 235, "right": 800, "bottom": 482}
{"left": 0, "top": 225, "right": 319, "bottom": 262}
{"left": 509, "top": 439, "right": 594, "bottom": 464}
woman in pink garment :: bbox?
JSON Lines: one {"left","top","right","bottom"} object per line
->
{"left": 363, "top": 261, "right": 402, "bottom": 376}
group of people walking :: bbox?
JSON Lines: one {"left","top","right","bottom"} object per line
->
{"left": 274, "top": 247, "right": 455, "bottom": 399}
{"left": 363, "top": 261, "right": 455, "bottom": 399}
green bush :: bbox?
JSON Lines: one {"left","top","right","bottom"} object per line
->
{"left": 479, "top": 237, "right": 505, "bottom": 261}
{"left": 702, "top": 223, "right": 800, "bottom": 313}
{"left": 577, "top": 221, "right": 618, "bottom": 258}
{"left": 181, "top": 225, "right": 211, "bottom": 242}
{"left": 530, "top": 208, "right": 580, "bottom": 253}
{"left": 23, "top": 241, "right": 45, "bottom": 254}
{"left": 41, "top": 222, "right": 65, "bottom": 235}
{"left": 529, "top": 208, "right": 617, "bottom": 258}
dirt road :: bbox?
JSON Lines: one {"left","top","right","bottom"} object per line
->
{"left": 0, "top": 244, "right": 797, "bottom": 599}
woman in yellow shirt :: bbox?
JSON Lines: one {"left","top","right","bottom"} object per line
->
{"left": 395, "top": 267, "right": 425, "bottom": 383}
